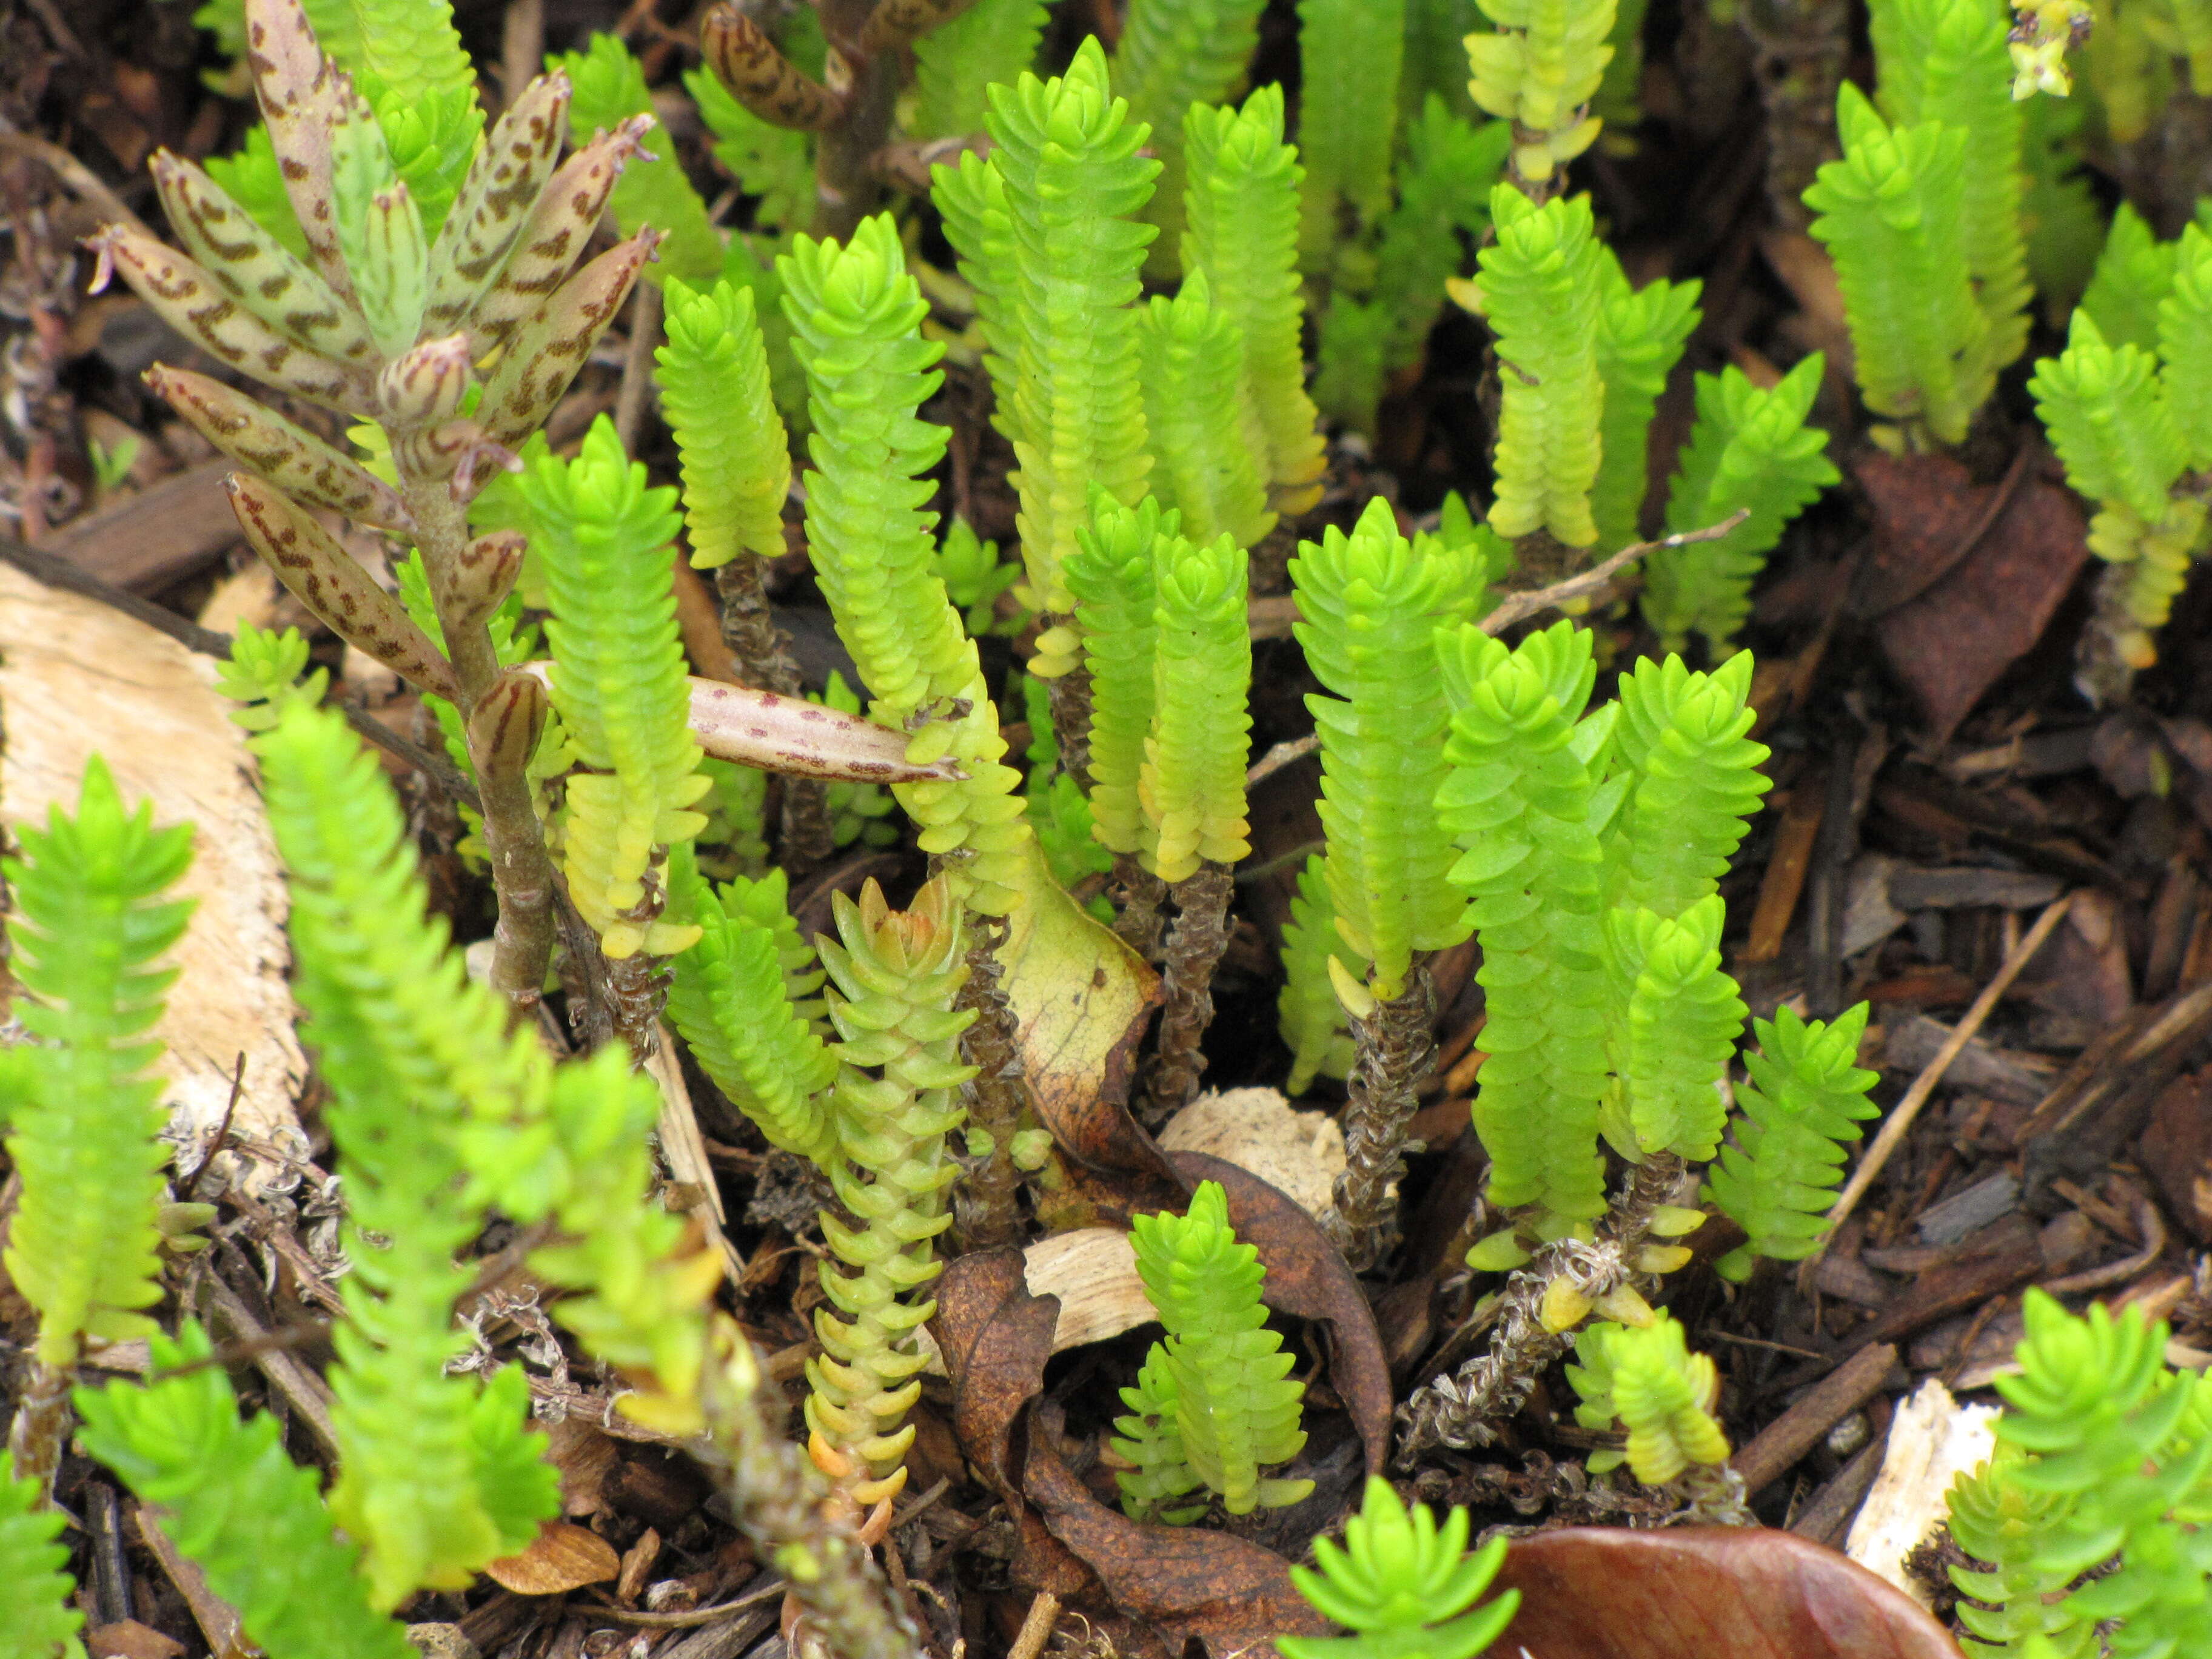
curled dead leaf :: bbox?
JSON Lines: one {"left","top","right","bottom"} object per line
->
{"left": 482, "top": 1520, "right": 621, "bottom": 1597}
{"left": 1024, "top": 1400, "right": 1330, "bottom": 1659}
{"left": 1490, "top": 1527, "right": 1965, "bottom": 1659}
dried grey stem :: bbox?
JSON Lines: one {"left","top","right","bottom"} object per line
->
{"left": 5, "top": 1357, "right": 71, "bottom": 1503}
{"left": 1323, "top": 965, "right": 1437, "bottom": 1273}
{"left": 1042, "top": 649, "right": 1095, "bottom": 783}
{"left": 1476, "top": 511, "right": 1749, "bottom": 637}
{"left": 1141, "top": 862, "right": 1233, "bottom": 1123}
{"left": 1395, "top": 1155, "right": 1687, "bottom": 1463}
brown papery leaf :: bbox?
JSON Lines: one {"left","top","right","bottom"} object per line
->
{"left": 1024, "top": 1401, "right": 1330, "bottom": 1659}
{"left": 483, "top": 1520, "right": 621, "bottom": 1596}
{"left": 1857, "top": 449, "right": 2090, "bottom": 745}
{"left": 1168, "top": 1152, "right": 1392, "bottom": 1477}
{"left": 1492, "top": 1527, "right": 1965, "bottom": 1659}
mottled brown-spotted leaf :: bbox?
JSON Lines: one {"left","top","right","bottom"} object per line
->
{"left": 242, "top": 0, "right": 356, "bottom": 306}
{"left": 700, "top": 5, "right": 845, "bottom": 133}
{"left": 90, "top": 227, "right": 366, "bottom": 413}
{"left": 224, "top": 472, "right": 458, "bottom": 700}
{"left": 422, "top": 70, "right": 573, "bottom": 338}
{"left": 1167, "top": 1151, "right": 1391, "bottom": 1478}
{"left": 478, "top": 229, "right": 659, "bottom": 447}
{"left": 1491, "top": 1527, "right": 1965, "bottom": 1659}
{"left": 860, "top": 0, "right": 987, "bottom": 54}
{"left": 465, "top": 115, "right": 655, "bottom": 362}
{"left": 145, "top": 364, "right": 412, "bottom": 533}
{"left": 1025, "top": 1401, "right": 1331, "bottom": 1659}
{"left": 149, "top": 150, "right": 374, "bottom": 370}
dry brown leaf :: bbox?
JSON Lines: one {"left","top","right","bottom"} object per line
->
{"left": 1022, "top": 1401, "right": 1330, "bottom": 1659}
{"left": 483, "top": 1520, "right": 622, "bottom": 1596}
{"left": 1856, "top": 451, "right": 2091, "bottom": 744}
{"left": 1492, "top": 1526, "right": 1965, "bottom": 1658}
{"left": 0, "top": 560, "right": 305, "bottom": 1190}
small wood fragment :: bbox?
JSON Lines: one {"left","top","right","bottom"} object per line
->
{"left": 1731, "top": 1342, "right": 1898, "bottom": 1497}
{"left": 1743, "top": 777, "right": 1826, "bottom": 963}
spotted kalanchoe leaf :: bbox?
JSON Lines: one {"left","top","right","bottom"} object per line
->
{"left": 700, "top": 3, "right": 845, "bottom": 133}
{"left": 374, "top": 330, "right": 472, "bottom": 427}
{"left": 420, "top": 70, "right": 574, "bottom": 337}
{"left": 90, "top": 225, "right": 367, "bottom": 412}
{"left": 478, "top": 229, "right": 660, "bottom": 449}
{"left": 224, "top": 471, "right": 460, "bottom": 701}
{"left": 465, "top": 114, "right": 656, "bottom": 363}
{"left": 145, "top": 362, "right": 412, "bottom": 531}
{"left": 149, "top": 149, "right": 375, "bottom": 370}
{"left": 244, "top": 0, "right": 361, "bottom": 309}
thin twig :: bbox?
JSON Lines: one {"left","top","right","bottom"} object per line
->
{"left": 0, "top": 127, "right": 156, "bottom": 240}
{"left": 178, "top": 1053, "right": 247, "bottom": 1202}
{"left": 1475, "top": 509, "right": 1751, "bottom": 637}
{"left": 1245, "top": 733, "right": 1318, "bottom": 788}
{"left": 612, "top": 278, "right": 663, "bottom": 452}
{"left": 585, "top": 1576, "right": 786, "bottom": 1627}
{"left": 1812, "top": 890, "right": 2073, "bottom": 1260}
{"left": 0, "top": 527, "right": 483, "bottom": 811}
{"left": 1005, "top": 1590, "right": 1062, "bottom": 1659}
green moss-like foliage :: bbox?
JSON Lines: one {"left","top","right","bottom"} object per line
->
{"left": 3, "top": 757, "right": 193, "bottom": 1368}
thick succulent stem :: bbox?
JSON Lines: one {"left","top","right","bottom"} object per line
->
{"left": 5, "top": 1358, "right": 72, "bottom": 1501}
{"left": 1110, "top": 853, "right": 1168, "bottom": 960}
{"left": 1142, "top": 862, "right": 1233, "bottom": 1122}
{"left": 1395, "top": 1153, "right": 1686, "bottom": 1461}
{"left": 951, "top": 916, "right": 1026, "bottom": 1253}
{"left": 710, "top": 558, "right": 834, "bottom": 875}
{"left": 402, "top": 476, "right": 557, "bottom": 1017}
{"left": 1744, "top": 0, "right": 1851, "bottom": 235}
{"left": 1043, "top": 646, "right": 1094, "bottom": 781}
{"left": 699, "top": 1316, "right": 923, "bottom": 1659}
{"left": 1324, "top": 965, "right": 1436, "bottom": 1272}
{"left": 814, "top": 1, "right": 902, "bottom": 241}
{"left": 605, "top": 885, "right": 670, "bottom": 1065}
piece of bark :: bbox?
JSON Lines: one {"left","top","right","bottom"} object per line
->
{"left": 2140, "top": 1067, "right": 2212, "bottom": 1242}
{"left": 1852, "top": 1215, "right": 2043, "bottom": 1349}
{"left": 86, "top": 1620, "right": 185, "bottom": 1659}
{"left": 133, "top": 1504, "right": 243, "bottom": 1659}
{"left": 1732, "top": 1342, "right": 1899, "bottom": 1498}
{"left": 45, "top": 458, "right": 239, "bottom": 591}
{"left": 1885, "top": 865, "right": 2066, "bottom": 911}
{"left": 1880, "top": 1014, "right": 2057, "bottom": 1109}
{"left": 2019, "top": 981, "right": 2212, "bottom": 1194}
{"left": 0, "top": 561, "right": 306, "bottom": 1190}
{"left": 1913, "top": 1172, "right": 2019, "bottom": 1245}
{"left": 1791, "top": 1433, "right": 1890, "bottom": 1549}
{"left": 1845, "top": 1379, "right": 1999, "bottom": 1607}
